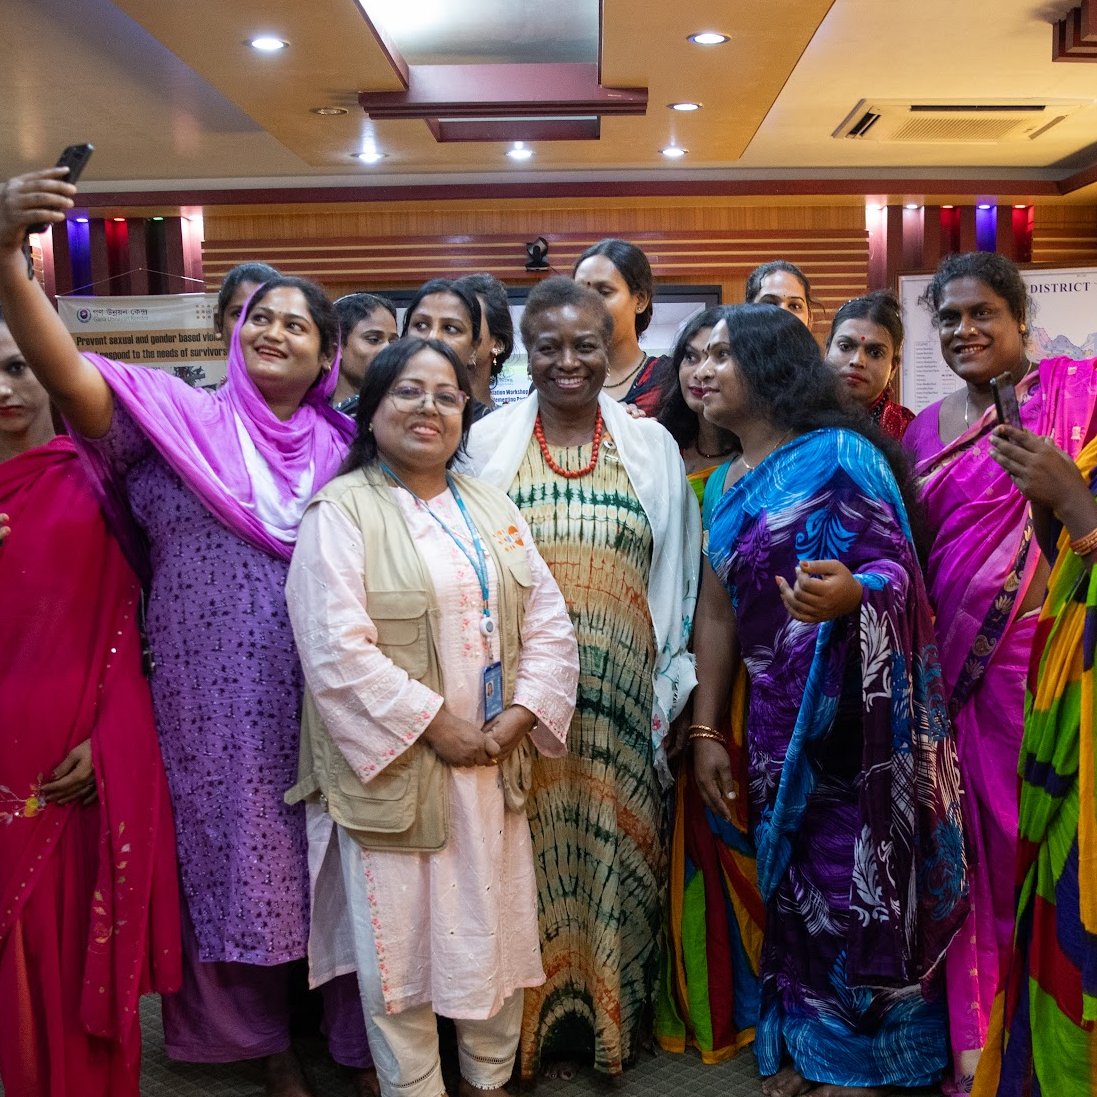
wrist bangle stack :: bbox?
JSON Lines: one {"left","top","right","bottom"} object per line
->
{"left": 1070, "top": 525, "right": 1097, "bottom": 557}
{"left": 687, "top": 723, "right": 726, "bottom": 746}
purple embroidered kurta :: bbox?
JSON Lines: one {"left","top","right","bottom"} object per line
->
{"left": 708, "top": 428, "right": 969, "bottom": 1089}
{"left": 87, "top": 405, "right": 309, "bottom": 964}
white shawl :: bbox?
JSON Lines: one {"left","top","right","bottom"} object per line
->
{"left": 463, "top": 393, "right": 700, "bottom": 787}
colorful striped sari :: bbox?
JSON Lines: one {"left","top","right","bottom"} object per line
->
{"left": 974, "top": 438, "right": 1097, "bottom": 1096}
{"left": 655, "top": 459, "right": 763, "bottom": 1062}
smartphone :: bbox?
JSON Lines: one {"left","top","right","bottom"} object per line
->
{"left": 27, "top": 144, "right": 94, "bottom": 235}
{"left": 990, "top": 372, "right": 1022, "bottom": 429}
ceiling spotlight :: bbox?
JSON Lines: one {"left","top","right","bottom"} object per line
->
{"left": 311, "top": 107, "right": 348, "bottom": 116}
{"left": 1014, "top": 203, "right": 1029, "bottom": 209}
{"left": 249, "top": 36, "right": 288, "bottom": 52}
{"left": 688, "top": 31, "right": 729, "bottom": 45}
{"left": 905, "top": 203, "right": 920, "bottom": 210}
{"left": 977, "top": 203, "right": 992, "bottom": 210}
{"left": 354, "top": 151, "right": 385, "bottom": 163}
{"left": 661, "top": 146, "right": 687, "bottom": 159}
{"left": 113, "top": 217, "right": 126, "bottom": 223}
{"left": 151, "top": 216, "right": 165, "bottom": 221}
{"left": 669, "top": 102, "right": 701, "bottom": 112}
{"left": 75, "top": 216, "right": 89, "bottom": 223}
{"left": 941, "top": 204, "right": 955, "bottom": 209}
{"left": 507, "top": 143, "right": 534, "bottom": 161}
{"left": 525, "top": 237, "right": 550, "bottom": 272}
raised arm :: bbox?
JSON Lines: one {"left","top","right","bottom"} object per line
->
{"left": 0, "top": 169, "right": 114, "bottom": 437}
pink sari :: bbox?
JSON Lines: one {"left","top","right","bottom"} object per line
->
{"left": 905, "top": 356, "right": 1097, "bottom": 1091}
{"left": 0, "top": 438, "right": 181, "bottom": 1097}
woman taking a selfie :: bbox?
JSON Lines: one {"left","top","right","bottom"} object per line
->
{"left": 0, "top": 166, "right": 369, "bottom": 1097}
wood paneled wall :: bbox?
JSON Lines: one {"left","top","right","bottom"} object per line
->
{"left": 201, "top": 199, "right": 870, "bottom": 331}
{"left": 1031, "top": 206, "right": 1097, "bottom": 267}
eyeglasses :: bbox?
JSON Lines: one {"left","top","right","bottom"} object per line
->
{"left": 387, "top": 383, "right": 468, "bottom": 415}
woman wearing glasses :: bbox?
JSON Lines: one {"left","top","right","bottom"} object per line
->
{"left": 286, "top": 337, "right": 579, "bottom": 1097}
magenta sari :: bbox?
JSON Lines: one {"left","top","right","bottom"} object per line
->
{"left": 905, "top": 356, "right": 1097, "bottom": 1092}
{"left": 0, "top": 438, "right": 181, "bottom": 1097}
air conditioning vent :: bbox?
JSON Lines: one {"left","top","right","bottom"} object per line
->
{"left": 832, "top": 98, "right": 1087, "bottom": 143}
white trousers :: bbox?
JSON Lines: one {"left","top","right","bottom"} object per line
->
{"left": 338, "top": 827, "right": 522, "bottom": 1097}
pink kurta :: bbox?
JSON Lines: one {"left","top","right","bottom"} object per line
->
{"left": 285, "top": 486, "right": 578, "bottom": 1020}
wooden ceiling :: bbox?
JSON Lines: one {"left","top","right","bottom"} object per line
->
{"left": 6, "top": 0, "right": 1097, "bottom": 210}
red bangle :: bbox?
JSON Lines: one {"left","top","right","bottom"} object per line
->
{"left": 1070, "top": 526, "right": 1097, "bottom": 557}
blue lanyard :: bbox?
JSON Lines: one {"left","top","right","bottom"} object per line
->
{"left": 379, "top": 463, "right": 493, "bottom": 632}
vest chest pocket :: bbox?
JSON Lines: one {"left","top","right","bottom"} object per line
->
{"left": 367, "top": 589, "right": 431, "bottom": 679}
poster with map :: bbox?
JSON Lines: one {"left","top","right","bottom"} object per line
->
{"left": 899, "top": 267, "right": 1097, "bottom": 414}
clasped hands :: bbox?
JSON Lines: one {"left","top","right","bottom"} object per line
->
{"left": 422, "top": 703, "right": 536, "bottom": 768}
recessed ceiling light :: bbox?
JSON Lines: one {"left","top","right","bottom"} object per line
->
{"left": 1014, "top": 203, "right": 1028, "bottom": 209}
{"left": 151, "top": 216, "right": 164, "bottom": 221}
{"left": 669, "top": 101, "right": 701, "bottom": 112}
{"left": 941, "top": 204, "right": 954, "bottom": 209}
{"left": 905, "top": 203, "right": 920, "bottom": 210}
{"left": 507, "top": 144, "right": 534, "bottom": 161}
{"left": 113, "top": 217, "right": 126, "bottom": 223}
{"left": 661, "top": 146, "right": 687, "bottom": 159}
{"left": 688, "top": 31, "right": 729, "bottom": 45}
{"left": 249, "top": 36, "right": 288, "bottom": 52}
{"left": 354, "top": 151, "right": 385, "bottom": 163}
{"left": 977, "top": 203, "right": 992, "bottom": 210}
{"left": 311, "top": 107, "right": 348, "bottom": 116}
{"left": 75, "top": 216, "right": 89, "bottom": 223}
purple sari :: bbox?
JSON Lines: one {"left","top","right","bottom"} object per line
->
{"left": 905, "top": 356, "right": 1097, "bottom": 1089}
{"left": 708, "top": 428, "right": 969, "bottom": 1089}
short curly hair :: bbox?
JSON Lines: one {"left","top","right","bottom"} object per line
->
{"left": 919, "top": 252, "right": 1031, "bottom": 326}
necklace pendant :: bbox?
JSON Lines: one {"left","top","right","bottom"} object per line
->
{"left": 479, "top": 615, "right": 496, "bottom": 637}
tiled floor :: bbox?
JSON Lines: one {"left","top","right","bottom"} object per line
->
{"left": 133, "top": 995, "right": 769, "bottom": 1097}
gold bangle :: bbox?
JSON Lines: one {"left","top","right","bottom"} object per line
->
{"left": 687, "top": 723, "right": 718, "bottom": 736}
{"left": 688, "top": 730, "right": 725, "bottom": 744}
{"left": 1070, "top": 525, "right": 1097, "bottom": 557}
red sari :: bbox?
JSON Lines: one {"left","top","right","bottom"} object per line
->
{"left": 0, "top": 437, "right": 180, "bottom": 1097}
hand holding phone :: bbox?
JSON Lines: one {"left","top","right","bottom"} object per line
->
{"left": 26, "top": 144, "right": 93, "bottom": 235}
{"left": 990, "top": 372, "right": 1022, "bottom": 430}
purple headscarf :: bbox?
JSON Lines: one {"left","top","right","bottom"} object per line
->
{"left": 75, "top": 288, "right": 354, "bottom": 566}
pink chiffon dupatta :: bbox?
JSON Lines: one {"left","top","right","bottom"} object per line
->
{"left": 74, "top": 293, "right": 354, "bottom": 565}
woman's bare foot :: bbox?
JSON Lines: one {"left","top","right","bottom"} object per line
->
{"left": 264, "top": 1049, "right": 314, "bottom": 1097}
{"left": 351, "top": 1066, "right": 382, "bottom": 1097}
{"left": 761, "top": 1066, "right": 813, "bottom": 1097}
{"left": 542, "top": 1060, "right": 579, "bottom": 1081}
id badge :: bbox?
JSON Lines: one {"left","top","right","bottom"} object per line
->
{"left": 482, "top": 661, "right": 504, "bottom": 721}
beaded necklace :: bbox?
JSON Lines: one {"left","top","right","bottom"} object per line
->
{"left": 534, "top": 409, "right": 605, "bottom": 479}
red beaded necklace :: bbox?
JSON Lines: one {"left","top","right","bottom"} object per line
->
{"left": 534, "top": 409, "right": 604, "bottom": 479}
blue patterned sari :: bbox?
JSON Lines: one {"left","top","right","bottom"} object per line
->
{"left": 708, "top": 428, "right": 969, "bottom": 1088}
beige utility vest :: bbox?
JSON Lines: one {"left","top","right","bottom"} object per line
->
{"left": 286, "top": 464, "right": 535, "bottom": 851}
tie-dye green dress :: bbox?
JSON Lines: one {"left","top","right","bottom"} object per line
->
{"left": 508, "top": 432, "right": 661, "bottom": 1078}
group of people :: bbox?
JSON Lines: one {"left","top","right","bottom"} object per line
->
{"left": 0, "top": 160, "right": 1094, "bottom": 1097}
